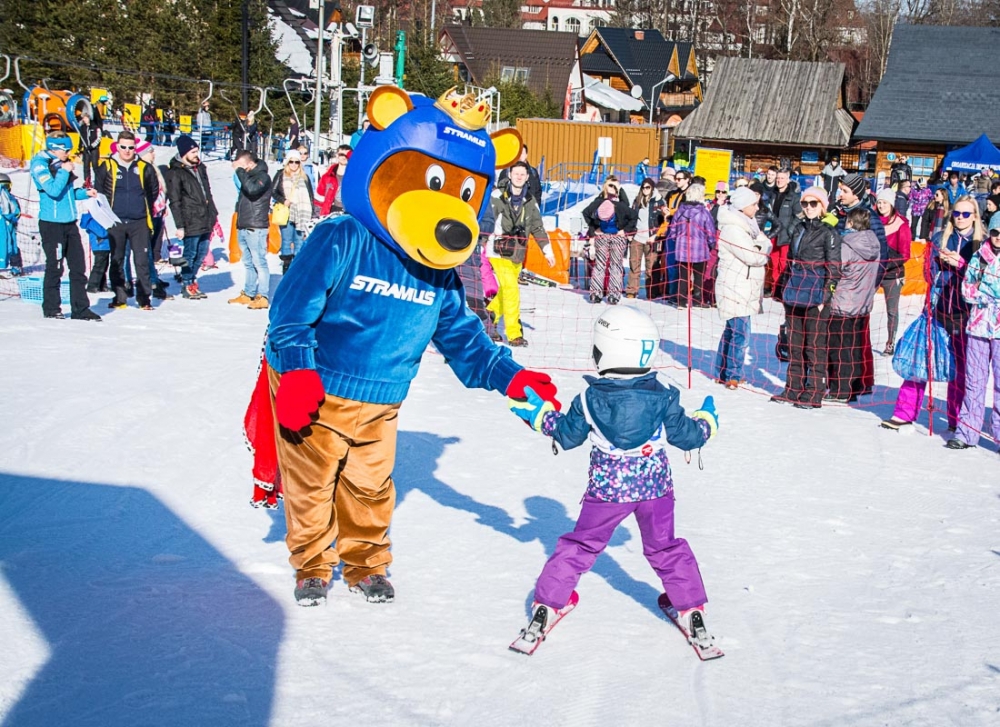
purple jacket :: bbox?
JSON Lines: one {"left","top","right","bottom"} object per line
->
{"left": 668, "top": 201, "right": 716, "bottom": 263}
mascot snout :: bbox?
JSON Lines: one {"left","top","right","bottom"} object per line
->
{"left": 386, "top": 190, "right": 480, "bottom": 269}
{"left": 435, "top": 219, "right": 473, "bottom": 252}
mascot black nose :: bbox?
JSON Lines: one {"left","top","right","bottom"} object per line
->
{"left": 435, "top": 219, "right": 472, "bottom": 252}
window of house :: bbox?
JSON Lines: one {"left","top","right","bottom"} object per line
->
{"left": 570, "top": 89, "right": 583, "bottom": 115}
{"left": 551, "top": 16, "right": 559, "bottom": 30}
{"left": 501, "top": 66, "right": 530, "bottom": 83}
{"left": 910, "top": 156, "right": 937, "bottom": 179}
{"left": 566, "top": 17, "right": 581, "bottom": 34}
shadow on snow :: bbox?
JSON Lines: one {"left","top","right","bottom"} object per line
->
{"left": 0, "top": 471, "right": 283, "bottom": 727}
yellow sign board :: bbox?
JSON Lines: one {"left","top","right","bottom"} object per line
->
{"left": 693, "top": 147, "right": 733, "bottom": 201}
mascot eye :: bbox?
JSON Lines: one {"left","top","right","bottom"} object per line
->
{"left": 426, "top": 164, "right": 445, "bottom": 191}
{"left": 460, "top": 177, "right": 476, "bottom": 202}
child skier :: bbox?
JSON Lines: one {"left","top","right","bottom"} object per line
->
{"left": 507, "top": 306, "right": 721, "bottom": 657}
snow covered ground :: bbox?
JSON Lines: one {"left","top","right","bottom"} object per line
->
{"left": 1, "top": 159, "right": 999, "bottom": 726}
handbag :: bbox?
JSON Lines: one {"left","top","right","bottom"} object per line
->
{"left": 271, "top": 202, "right": 290, "bottom": 227}
{"left": 892, "top": 311, "right": 955, "bottom": 383}
{"left": 780, "top": 228, "right": 828, "bottom": 307}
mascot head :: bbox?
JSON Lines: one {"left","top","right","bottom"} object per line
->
{"left": 342, "top": 86, "right": 523, "bottom": 270}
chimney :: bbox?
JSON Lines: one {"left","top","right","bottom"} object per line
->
{"left": 635, "top": 30, "right": 644, "bottom": 41}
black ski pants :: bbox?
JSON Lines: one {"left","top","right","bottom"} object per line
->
{"left": 38, "top": 220, "right": 92, "bottom": 317}
{"left": 782, "top": 303, "right": 830, "bottom": 406}
{"left": 109, "top": 219, "right": 152, "bottom": 306}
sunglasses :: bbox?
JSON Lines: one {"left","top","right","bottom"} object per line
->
{"left": 287, "top": 161, "right": 300, "bottom": 165}
{"left": 990, "top": 229, "right": 1000, "bottom": 237}
{"left": 802, "top": 200, "right": 824, "bottom": 208}
{"left": 952, "top": 210, "right": 974, "bottom": 218}
{"left": 118, "top": 145, "right": 135, "bottom": 151}
{"left": 716, "top": 191, "right": 727, "bottom": 195}
{"left": 642, "top": 185, "right": 653, "bottom": 190}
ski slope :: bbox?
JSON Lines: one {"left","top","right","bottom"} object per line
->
{"left": 0, "top": 159, "right": 998, "bottom": 726}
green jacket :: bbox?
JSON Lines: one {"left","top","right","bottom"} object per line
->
{"left": 489, "top": 186, "right": 549, "bottom": 265}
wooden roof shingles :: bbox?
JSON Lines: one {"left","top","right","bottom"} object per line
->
{"left": 440, "top": 25, "right": 579, "bottom": 100}
{"left": 854, "top": 24, "right": 1000, "bottom": 145}
{"left": 673, "top": 56, "right": 853, "bottom": 148}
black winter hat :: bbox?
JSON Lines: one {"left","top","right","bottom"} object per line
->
{"left": 176, "top": 134, "right": 198, "bottom": 158}
{"left": 841, "top": 172, "right": 868, "bottom": 198}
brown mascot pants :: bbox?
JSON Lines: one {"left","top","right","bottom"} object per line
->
{"left": 268, "top": 366, "right": 401, "bottom": 586}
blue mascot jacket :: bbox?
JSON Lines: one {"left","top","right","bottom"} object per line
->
{"left": 266, "top": 215, "right": 522, "bottom": 404}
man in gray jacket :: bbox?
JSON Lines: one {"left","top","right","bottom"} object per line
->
{"left": 230, "top": 150, "right": 272, "bottom": 309}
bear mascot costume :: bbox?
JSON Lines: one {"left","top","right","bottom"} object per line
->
{"left": 244, "top": 86, "right": 561, "bottom": 606}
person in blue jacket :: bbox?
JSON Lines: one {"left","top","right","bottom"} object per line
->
{"left": 82, "top": 212, "right": 111, "bottom": 293}
{"left": 508, "top": 306, "right": 720, "bottom": 652}
{"left": 29, "top": 132, "right": 101, "bottom": 320}
{"left": 0, "top": 173, "right": 20, "bottom": 273}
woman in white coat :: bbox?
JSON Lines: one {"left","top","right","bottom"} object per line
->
{"left": 714, "top": 186, "right": 773, "bottom": 388}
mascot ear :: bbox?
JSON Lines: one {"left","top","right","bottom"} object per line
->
{"left": 491, "top": 128, "right": 523, "bottom": 169}
{"left": 367, "top": 87, "right": 414, "bottom": 131}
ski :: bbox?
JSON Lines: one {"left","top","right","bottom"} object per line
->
{"left": 508, "top": 591, "right": 579, "bottom": 656}
{"left": 518, "top": 270, "right": 558, "bottom": 288}
{"left": 657, "top": 595, "right": 724, "bottom": 661}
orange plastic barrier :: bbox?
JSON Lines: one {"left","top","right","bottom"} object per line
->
{"left": 523, "top": 228, "right": 571, "bottom": 285}
{"left": 229, "top": 212, "right": 283, "bottom": 264}
{"left": 901, "top": 241, "right": 929, "bottom": 297}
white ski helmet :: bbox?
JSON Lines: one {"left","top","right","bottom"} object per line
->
{"left": 592, "top": 306, "right": 660, "bottom": 375}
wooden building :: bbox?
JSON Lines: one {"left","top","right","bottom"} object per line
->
{"left": 578, "top": 27, "right": 702, "bottom": 125}
{"left": 438, "top": 25, "right": 580, "bottom": 117}
{"left": 854, "top": 24, "right": 1000, "bottom": 182}
{"left": 672, "top": 57, "right": 855, "bottom": 175}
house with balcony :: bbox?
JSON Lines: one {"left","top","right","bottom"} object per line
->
{"left": 577, "top": 27, "right": 702, "bottom": 126}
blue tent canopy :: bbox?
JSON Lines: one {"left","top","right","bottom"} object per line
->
{"left": 942, "top": 133, "right": 1000, "bottom": 173}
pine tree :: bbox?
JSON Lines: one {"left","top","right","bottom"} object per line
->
{"left": 403, "top": 35, "right": 457, "bottom": 100}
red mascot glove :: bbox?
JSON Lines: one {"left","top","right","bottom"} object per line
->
{"left": 507, "top": 370, "right": 561, "bottom": 411}
{"left": 275, "top": 369, "right": 326, "bottom": 431}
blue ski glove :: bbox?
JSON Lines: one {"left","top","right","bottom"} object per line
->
{"left": 691, "top": 395, "right": 719, "bottom": 440}
{"left": 508, "top": 386, "right": 556, "bottom": 432}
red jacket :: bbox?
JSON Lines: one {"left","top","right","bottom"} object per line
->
{"left": 316, "top": 153, "right": 351, "bottom": 216}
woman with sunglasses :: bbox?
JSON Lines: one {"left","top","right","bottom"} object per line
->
{"left": 271, "top": 149, "right": 316, "bottom": 273}
{"left": 882, "top": 196, "right": 983, "bottom": 431}
{"left": 626, "top": 178, "right": 664, "bottom": 299}
{"left": 946, "top": 215, "right": 1000, "bottom": 449}
{"left": 582, "top": 177, "right": 634, "bottom": 303}
{"left": 772, "top": 187, "right": 843, "bottom": 408}
{"left": 919, "top": 188, "right": 950, "bottom": 241}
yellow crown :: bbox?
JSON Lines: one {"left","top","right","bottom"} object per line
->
{"left": 435, "top": 87, "right": 491, "bottom": 131}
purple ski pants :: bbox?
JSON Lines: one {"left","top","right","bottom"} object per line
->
{"left": 955, "top": 335, "right": 1000, "bottom": 446}
{"left": 533, "top": 494, "right": 707, "bottom": 611}
{"left": 892, "top": 330, "right": 967, "bottom": 428}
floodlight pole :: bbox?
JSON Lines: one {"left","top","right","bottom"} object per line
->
{"left": 313, "top": 0, "right": 325, "bottom": 164}
{"left": 648, "top": 74, "right": 674, "bottom": 125}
